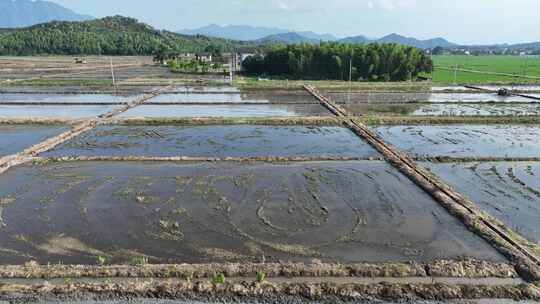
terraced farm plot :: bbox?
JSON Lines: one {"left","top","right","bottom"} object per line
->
{"left": 148, "top": 92, "right": 317, "bottom": 104}
{"left": 410, "top": 103, "right": 540, "bottom": 116}
{"left": 119, "top": 104, "right": 331, "bottom": 118}
{"left": 344, "top": 103, "right": 540, "bottom": 116}
{"left": 42, "top": 125, "right": 378, "bottom": 158}
{"left": 374, "top": 125, "right": 540, "bottom": 158}
{"left": 424, "top": 162, "right": 540, "bottom": 246}
{"left": 0, "top": 161, "right": 505, "bottom": 265}
{"left": 0, "top": 94, "right": 135, "bottom": 104}
{"left": 0, "top": 125, "right": 70, "bottom": 156}
{"left": 0, "top": 105, "right": 115, "bottom": 118}
{"left": 326, "top": 92, "right": 536, "bottom": 104}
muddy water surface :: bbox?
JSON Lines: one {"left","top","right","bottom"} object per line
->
{"left": 344, "top": 103, "right": 540, "bottom": 116}
{"left": 43, "top": 125, "right": 375, "bottom": 158}
{"left": 411, "top": 103, "right": 540, "bottom": 116}
{"left": 0, "top": 125, "right": 70, "bottom": 156}
{"left": 0, "top": 161, "right": 504, "bottom": 265}
{"left": 424, "top": 162, "right": 540, "bottom": 244}
{"left": 0, "top": 94, "right": 135, "bottom": 104}
{"left": 0, "top": 105, "right": 115, "bottom": 118}
{"left": 326, "top": 92, "right": 536, "bottom": 103}
{"left": 374, "top": 125, "right": 540, "bottom": 158}
{"left": 119, "top": 104, "right": 331, "bottom": 118}
{"left": 148, "top": 92, "right": 316, "bottom": 104}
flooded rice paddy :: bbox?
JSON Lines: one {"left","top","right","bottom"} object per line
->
{"left": 0, "top": 94, "right": 135, "bottom": 104}
{"left": 344, "top": 103, "right": 540, "bottom": 116}
{"left": 119, "top": 104, "right": 331, "bottom": 118}
{"left": 147, "top": 92, "right": 317, "bottom": 104}
{"left": 0, "top": 125, "right": 70, "bottom": 156}
{"left": 424, "top": 162, "right": 540, "bottom": 244}
{"left": 42, "top": 125, "right": 378, "bottom": 158}
{"left": 410, "top": 103, "right": 540, "bottom": 116}
{"left": 327, "top": 92, "right": 538, "bottom": 103}
{"left": 432, "top": 85, "right": 540, "bottom": 92}
{"left": 0, "top": 105, "right": 115, "bottom": 118}
{"left": 374, "top": 125, "right": 540, "bottom": 158}
{"left": 0, "top": 161, "right": 504, "bottom": 265}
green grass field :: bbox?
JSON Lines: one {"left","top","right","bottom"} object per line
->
{"left": 431, "top": 55, "right": 540, "bottom": 84}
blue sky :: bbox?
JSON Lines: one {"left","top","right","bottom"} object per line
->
{"left": 51, "top": 0, "right": 540, "bottom": 44}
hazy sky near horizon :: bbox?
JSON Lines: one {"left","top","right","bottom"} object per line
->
{"left": 51, "top": 0, "right": 539, "bottom": 44}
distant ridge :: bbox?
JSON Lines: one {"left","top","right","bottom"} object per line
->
{"left": 179, "top": 24, "right": 338, "bottom": 42}
{"left": 181, "top": 25, "right": 456, "bottom": 49}
{"left": 0, "top": 0, "right": 93, "bottom": 28}
{"left": 256, "top": 32, "right": 320, "bottom": 44}
{"left": 375, "top": 33, "right": 456, "bottom": 49}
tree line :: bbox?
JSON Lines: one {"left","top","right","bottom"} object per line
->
{"left": 242, "top": 43, "right": 433, "bottom": 81}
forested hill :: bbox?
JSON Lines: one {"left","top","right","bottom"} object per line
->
{"left": 0, "top": 16, "right": 246, "bottom": 55}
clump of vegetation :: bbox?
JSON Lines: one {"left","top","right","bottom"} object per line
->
{"left": 130, "top": 256, "right": 149, "bottom": 266}
{"left": 242, "top": 42, "right": 432, "bottom": 81}
{"left": 168, "top": 59, "right": 225, "bottom": 74}
{"left": 212, "top": 273, "right": 226, "bottom": 285}
{"left": 256, "top": 271, "right": 267, "bottom": 283}
{"left": 97, "top": 256, "right": 107, "bottom": 266}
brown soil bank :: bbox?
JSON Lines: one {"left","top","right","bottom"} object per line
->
{"left": 0, "top": 281, "right": 538, "bottom": 302}
{"left": 0, "top": 260, "right": 517, "bottom": 280}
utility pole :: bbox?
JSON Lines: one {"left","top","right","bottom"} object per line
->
{"left": 523, "top": 55, "right": 529, "bottom": 77}
{"left": 453, "top": 63, "right": 458, "bottom": 85}
{"left": 110, "top": 57, "right": 117, "bottom": 94}
{"left": 348, "top": 49, "right": 353, "bottom": 103}
{"left": 229, "top": 50, "right": 235, "bottom": 84}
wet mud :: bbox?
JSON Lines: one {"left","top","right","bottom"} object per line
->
{"left": 119, "top": 104, "right": 332, "bottom": 118}
{"left": 0, "top": 281, "right": 538, "bottom": 302}
{"left": 424, "top": 162, "right": 540, "bottom": 246}
{"left": 0, "top": 125, "right": 70, "bottom": 156}
{"left": 374, "top": 125, "right": 540, "bottom": 158}
{"left": 0, "top": 259, "right": 517, "bottom": 279}
{"left": 42, "top": 125, "right": 377, "bottom": 158}
{"left": 0, "top": 161, "right": 504, "bottom": 265}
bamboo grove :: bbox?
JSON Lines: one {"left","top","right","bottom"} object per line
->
{"left": 242, "top": 43, "right": 433, "bottom": 81}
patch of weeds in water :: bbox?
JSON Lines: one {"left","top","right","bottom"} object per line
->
{"left": 0, "top": 196, "right": 16, "bottom": 227}
{"left": 39, "top": 195, "right": 55, "bottom": 205}
{"left": 130, "top": 256, "right": 149, "bottom": 266}
{"left": 256, "top": 271, "right": 266, "bottom": 283}
{"left": 171, "top": 208, "right": 187, "bottom": 215}
{"left": 155, "top": 219, "right": 184, "bottom": 241}
{"left": 233, "top": 173, "right": 255, "bottom": 188}
{"left": 32, "top": 158, "right": 54, "bottom": 166}
{"left": 212, "top": 273, "right": 226, "bottom": 285}
{"left": 175, "top": 176, "right": 193, "bottom": 194}
{"left": 97, "top": 256, "right": 107, "bottom": 266}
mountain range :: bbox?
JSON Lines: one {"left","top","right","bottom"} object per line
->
{"left": 0, "top": 0, "right": 93, "bottom": 28}
{"left": 1, "top": 2, "right": 540, "bottom": 51}
{"left": 180, "top": 24, "right": 456, "bottom": 49}
{"left": 179, "top": 25, "right": 339, "bottom": 43}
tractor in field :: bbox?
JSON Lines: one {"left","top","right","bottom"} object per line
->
{"left": 497, "top": 88, "right": 512, "bottom": 96}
